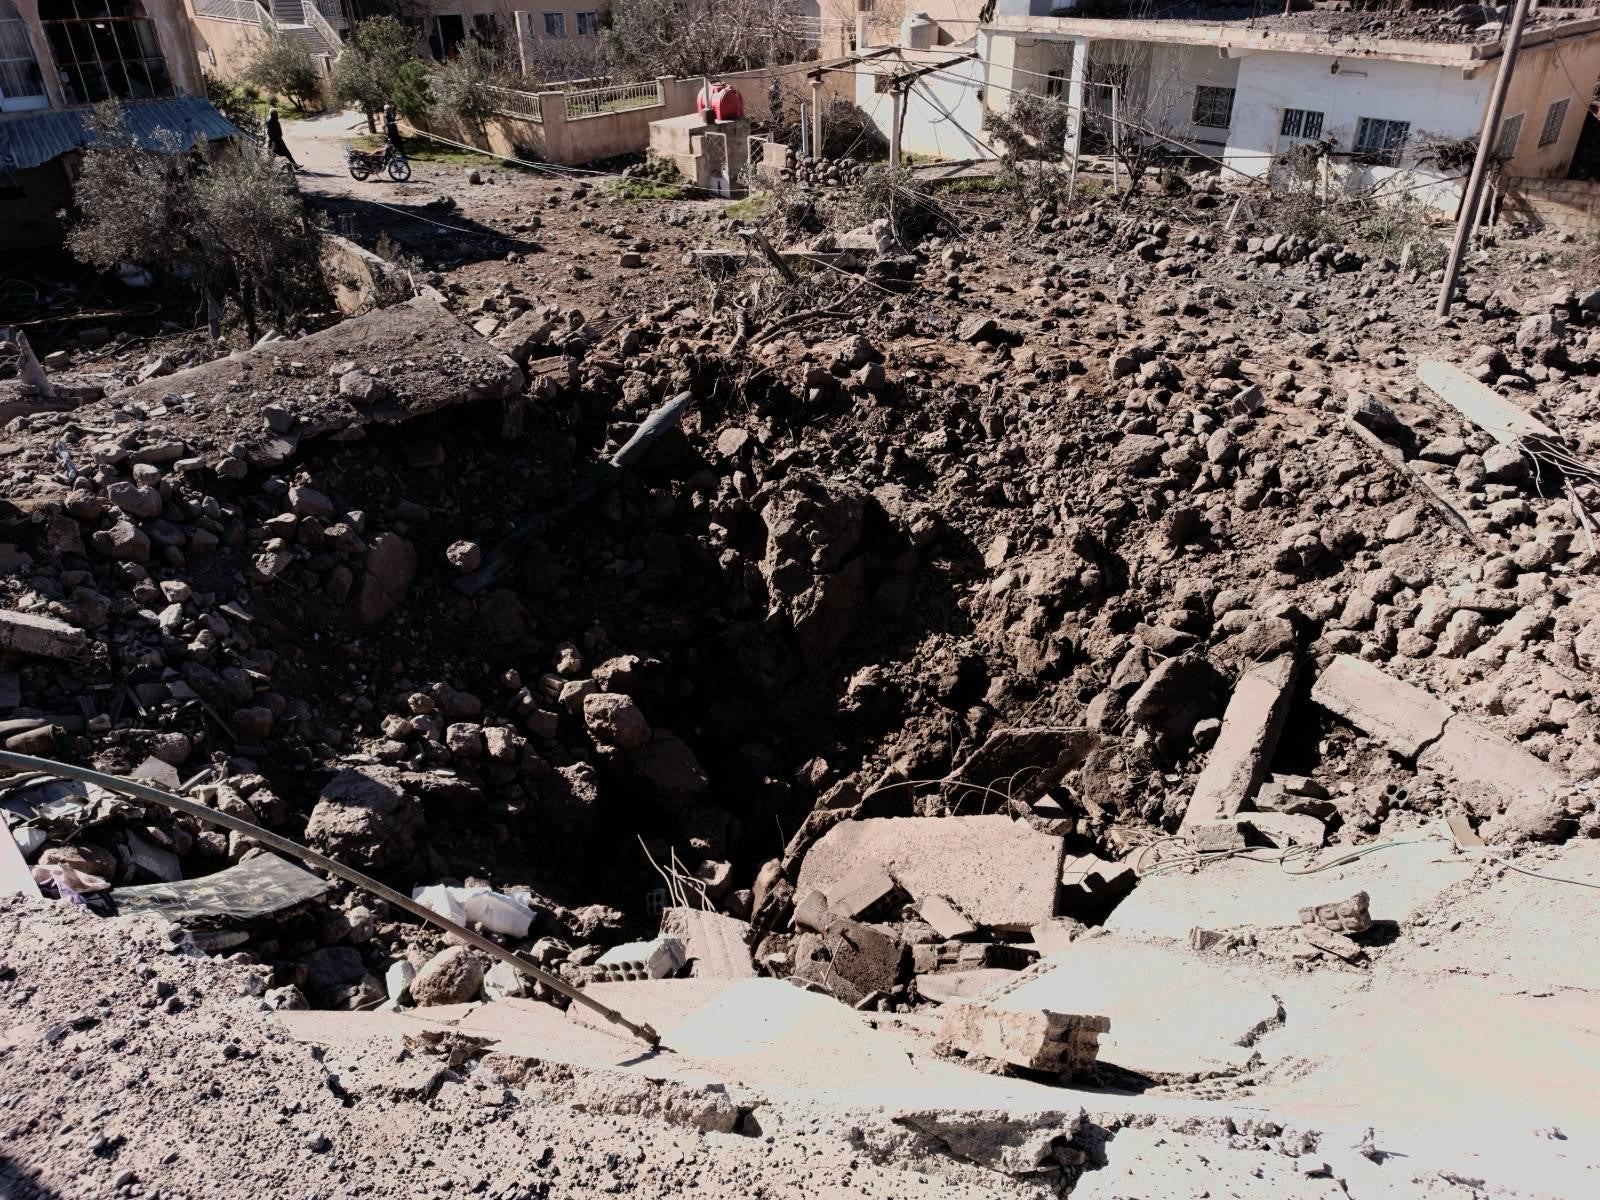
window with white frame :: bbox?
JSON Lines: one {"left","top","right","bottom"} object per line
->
{"left": 0, "top": 0, "right": 48, "bottom": 112}
{"left": 1280, "top": 107, "right": 1324, "bottom": 141}
{"left": 576, "top": 10, "right": 598, "bottom": 35}
{"left": 1494, "top": 112, "right": 1524, "bottom": 160}
{"left": 1539, "top": 97, "right": 1570, "bottom": 147}
{"left": 1191, "top": 84, "right": 1234, "bottom": 129}
{"left": 1354, "top": 116, "right": 1410, "bottom": 166}
{"left": 543, "top": 11, "right": 565, "bottom": 37}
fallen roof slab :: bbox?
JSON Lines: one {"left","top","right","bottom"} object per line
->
{"left": 66, "top": 297, "right": 523, "bottom": 467}
{"left": 796, "top": 815, "right": 1064, "bottom": 931}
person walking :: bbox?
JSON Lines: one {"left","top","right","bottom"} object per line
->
{"left": 265, "top": 107, "right": 300, "bottom": 170}
{"left": 383, "top": 103, "right": 404, "bottom": 157}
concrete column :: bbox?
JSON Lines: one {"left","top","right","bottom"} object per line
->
{"left": 889, "top": 85, "right": 903, "bottom": 167}
{"left": 810, "top": 74, "right": 823, "bottom": 159}
{"left": 538, "top": 90, "right": 567, "bottom": 163}
{"left": 13, "top": 0, "right": 66, "bottom": 108}
{"left": 148, "top": 0, "right": 205, "bottom": 97}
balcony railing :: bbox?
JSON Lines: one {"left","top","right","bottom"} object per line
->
{"left": 563, "top": 80, "right": 663, "bottom": 120}
{"left": 193, "top": 0, "right": 273, "bottom": 27}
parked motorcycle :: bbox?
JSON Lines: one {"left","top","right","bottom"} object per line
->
{"left": 346, "top": 144, "right": 411, "bottom": 182}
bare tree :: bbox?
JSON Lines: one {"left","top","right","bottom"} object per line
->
{"left": 604, "top": 0, "right": 811, "bottom": 81}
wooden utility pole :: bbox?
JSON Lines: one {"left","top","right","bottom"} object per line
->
{"left": 1437, "top": 0, "right": 1532, "bottom": 317}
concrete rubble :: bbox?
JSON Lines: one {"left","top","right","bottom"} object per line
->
{"left": 6, "top": 82, "right": 1600, "bottom": 1199}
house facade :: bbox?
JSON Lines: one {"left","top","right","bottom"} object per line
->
{"left": 978, "top": 6, "right": 1600, "bottom": 206}
{"left": 1, "top": 0, "right": 233, "bottom": 247}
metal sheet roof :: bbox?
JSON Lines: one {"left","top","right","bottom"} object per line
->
{"left": 0, "top": 98, "right": 241, "bottom": 172}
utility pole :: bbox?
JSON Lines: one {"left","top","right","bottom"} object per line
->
{"left": 809, "top": 72, "right": 824, "bottom": 159}
{"left": 889, "top": 82, "right": 904, "bottom": 166}
{"left": 1437, "top": 0, "right": 1532, "bottom": 317}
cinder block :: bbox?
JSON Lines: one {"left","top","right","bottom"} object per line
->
{"left": 593, "top": 937, "right": 686, "bottom": 981}
{"left": 822, "top": 861, "right": 905, "bottom": 922}
{"left": 938, "top": 1000, "right": 1108, "bottom": 1076}
{"left": 1297, "top": 891, "right": 1372, "bottom": 935}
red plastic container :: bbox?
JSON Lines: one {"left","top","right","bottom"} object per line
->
{"left": 696, "top": 82, "right": 745, "bottom": 122}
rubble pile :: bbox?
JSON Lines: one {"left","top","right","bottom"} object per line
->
{"left": 4, "top": 155, "right": 1600, "bottom": 1074}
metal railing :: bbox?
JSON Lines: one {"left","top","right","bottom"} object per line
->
{"left": 563, "top": 79, "right": 663, "bottom": 120}
{"left": 302, "top": 0, "right": 343, "bottom": 57}
{"left": 193, "top": 0, "right": 273, "bottom": 26}
{"left": 308, "top": 0, "right": 345, "bottom": 26}
{"left": 483, "top": 82, "right": 544, "bottom": 121}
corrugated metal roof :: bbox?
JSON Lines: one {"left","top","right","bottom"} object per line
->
{"left": 0, "top": 98, "right": 241, "bottom": 172}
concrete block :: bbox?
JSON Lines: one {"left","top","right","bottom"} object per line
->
{"left": 593, "top": 937, "right": 686, "bottom": 982}
{"left": 822, "top": 861, "right": 905, "bottom": 922}
{"left": 792, "top": 919, "right": 905, "bottom": 1006}
{"left": 910, "top": 941, "right": 1037, "bottom": 974}
{"left": 660, "top": 907, "right": 754, "bottom": 978}
{"left": 1059, "top": 853, "right": 1136, "bottom": 906}
{"left": 1298, "top": 891, "right": 1372, "bottom": 935}
{"left": 1187, "top": 819, "right": 1247, "bottom": 853}
{"left": 1239, "top": 812, "right": 1325, "bottom": 848}
{"left": 797, "top": 815, "right": 1064, "bottom": 932}
{"left": 938, "top": 1000, "right": 1108, "bottom": 1076}
{"left": 1181, "top": 655, "right": 1297, "bottom": 833}
{"left": 915, "top": 968, "right": 1017, "bottom": 1005}
{"left": 1310, "top": 654, "right": 1452, "bottom": 756}
{"left": 916, "top": 894, "right": 977, "bottom": 940}
{"left": 0, "top": 610, "right": 86, "bottom": 659}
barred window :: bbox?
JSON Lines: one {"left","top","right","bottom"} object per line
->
{"left": 543, "top": 12, "right": 565, "bottom": 37}
{"left": 1192, "top": 84, "right": 1234, "bottom": 129}
{"left": 1494, "top": 112, "right": 1524, "bottom": 161}
{"left": 1, "top": 0, "right": 48, "bottom": 112}
{"left": 1539, "top": 97, "right": 1570, "bottom": 147}
{"left": 1280, "top": 107, "right": 1324, "bottom": 140}
{"left": 40, "top": 0, "right": 172, "bottom": 105}
{"left": 576, "top": 11, "right": 598, "bottom": 35}
{"left": 1354, "top": 116, "right": 1410, "bottom": 166}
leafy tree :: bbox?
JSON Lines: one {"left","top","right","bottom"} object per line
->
{"left": 431, "top": 38, "right": 500, "bottom": 137}
{"left": 65, "top": 105, "right": 324, "bottom": 342}
{"left": 390, "top": 60, "right": 432, "bottom": 124}
{"left": 330, "top": 16, "right": 421, "bottom": 132}
{"left": 244, "top": 29, "right": 323, "bottom": 113}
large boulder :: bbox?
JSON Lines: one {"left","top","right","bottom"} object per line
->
{"left": 305, "top": 766, "right": 425, "bottom": 869}
{"left": 410, "top": 946, "right": 487, "bottom": 1006}
{"left": 756, "top": 471, "right": 869, "bottom": 670}
{"left": 355, "top": 532, "right": 417, "bottom": 625}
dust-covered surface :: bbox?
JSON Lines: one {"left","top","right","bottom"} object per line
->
{"left": 6, "top": 108, "right": 1600, "bottom": 1198}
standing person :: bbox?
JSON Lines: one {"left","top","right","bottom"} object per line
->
{"left": 383, "top": 103, "right": 404, "bottom": 157}
{"left": 265, "top": 106, "right": 299, "bottom": 170}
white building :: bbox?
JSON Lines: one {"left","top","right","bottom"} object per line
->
{"left": 853, "top": 5, "right": 1600, "bottom": 210}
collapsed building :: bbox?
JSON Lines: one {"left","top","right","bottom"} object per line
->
{"left": 4, "top": 64, "right": 1600, "bottom": 1194}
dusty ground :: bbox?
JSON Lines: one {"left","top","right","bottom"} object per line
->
{"left": 6, "top": 105, "right": 1600, "bottom": 1198}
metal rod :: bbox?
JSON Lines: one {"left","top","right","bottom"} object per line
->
{"left": 1437, "top": 0, "right": 1532, "bottom": 317}
{"left": 810, "top": 73, "right": 823, "bottom": 160}
{"left": 0, "top": 749, "right": 663, "bottom": 1049}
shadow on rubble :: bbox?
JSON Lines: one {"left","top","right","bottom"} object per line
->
{"left": 0, "top": 1154, "right": 76, "bottom": 1200}
{"left": 312, "top": 193, "right": 541, "bottom": 268}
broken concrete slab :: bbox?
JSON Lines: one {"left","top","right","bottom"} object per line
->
{"left": 1058, "top": 853, "right": 1136, "bottom": 917}
{"left": 915, "top": 969, "right": 1022, "bottom": 1005}
{"left": 797, "top": 816, "right": 1064, "bottom": 932}
{"left": 110, "top": 852, "right": 332, "bottom": 922}
{"left": 1313, "top": 656, "right": 1567, "bottom": 843}
{"left": 916, "top": 894, "right": 977, "bottom": 940}
{"left": 102, "top": 297, "right": 524, "bottom": 467}
{"left": 938, "top": 1000, "right": 1107, "bottom": 1076}
{"left": 1109, "top": 834, "right": 1464, "bottom": 941}
{"left": 660, "top": 907, "right": 754, "bottom": 979}
{"left": 1418, "top": 715, "right": 1568, "bottom": 843}
{"left": 911, "top": 941, "right": 1036, "bottom": 974}
{"left": 1310, "top": 654, "right": 1451, "bottom": 758}
{"left": 0, "top": 610, "right": 86, "bottom": 659}
{"left": 1180, "top": 656, "right": 1296, "bottom": 835}
{"left": 1417, "top": 360, "right": 1557, "bottom": 447}
{"left": 791, "top": 919, "right": 905, "bottom": 1006}
{"left": 1239, "top": 811, "right": 1326, "bottom": 848}
{"left": 990, "top": 933, "right": 1289, "bottom": 1077}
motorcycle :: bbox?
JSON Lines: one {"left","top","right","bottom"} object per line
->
{"left": 346, "top": 144, "right": 411, "bottom": 182}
